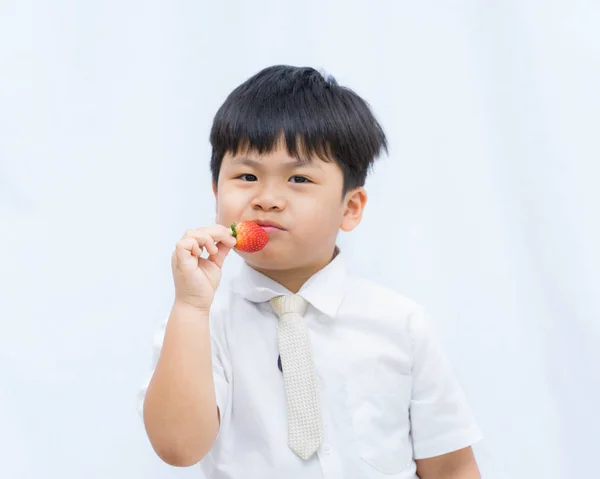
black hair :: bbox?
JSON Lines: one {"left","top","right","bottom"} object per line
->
{"left": 209, "top": 65, "right": 387, "bottom": 193}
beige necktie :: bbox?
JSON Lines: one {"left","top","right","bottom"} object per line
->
{"left": 270, "top": 294, "right": 323, "bottom": 460}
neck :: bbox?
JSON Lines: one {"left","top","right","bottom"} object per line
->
{"left": 252, "top": 247, "right": 338, "bottom": 293}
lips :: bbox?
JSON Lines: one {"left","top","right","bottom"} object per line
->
{"left": 252, "top": 220, "right": 286, "bottom": 231}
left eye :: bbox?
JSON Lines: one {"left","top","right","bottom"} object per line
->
{"left": 289, "top": 176, "right": 311, "bottom": 184}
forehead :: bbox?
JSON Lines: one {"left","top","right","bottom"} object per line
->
{"left": 224, "top": 150, "right": 311, "bottom": 168}
{"left": 222, "top": 140, "right": 332, "bottom": 169}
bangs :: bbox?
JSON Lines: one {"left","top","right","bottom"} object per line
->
{"left": 210, "top": 66, "right": 387, "bottom": 190}
{"left": 212, "top": 113, "right": 332, "bottom": 166}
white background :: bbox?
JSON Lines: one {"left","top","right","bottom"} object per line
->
{"left": 1, "top": 1, "right": 599, "bottom": 478}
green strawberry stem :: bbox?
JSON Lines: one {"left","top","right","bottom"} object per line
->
{"left": 230, "top": 222, "right": 237, "bottom": 238}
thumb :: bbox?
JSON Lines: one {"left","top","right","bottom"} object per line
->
{"left": 208, "top": 241, "right": 234, "bottom": 269}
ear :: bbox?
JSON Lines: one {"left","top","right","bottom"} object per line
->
{"left": 341, "top": 187, "right": 367, "bottom": 232}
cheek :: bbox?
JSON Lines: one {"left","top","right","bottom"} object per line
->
{"left": 298, "top": 195, "right": 344, "bottom": 234}
{"left": 301, "top": 192, "right": 339, "bottom": 214}
{"left": 216, "top": 188, "right": 246, "bottom": 223}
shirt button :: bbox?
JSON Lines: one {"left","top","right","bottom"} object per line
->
{"left": 322, "top": 444, "right": 333, "bottom": 455}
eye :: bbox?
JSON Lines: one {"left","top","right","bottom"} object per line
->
{"left": 289, "top": 176, "right": 311, "bottom": 184}
{"left": 238, "top": 174, "right": 257, "bottom": 182}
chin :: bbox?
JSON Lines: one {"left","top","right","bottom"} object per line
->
{"left": 236, "top": 247, "right": 295, "bottom": 271}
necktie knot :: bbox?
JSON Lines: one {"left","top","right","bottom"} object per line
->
{"left": 270, "top": 294, "right": 308, "bottom": 317}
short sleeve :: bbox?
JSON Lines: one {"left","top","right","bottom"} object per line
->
{"left": 137, "top": 310, "right": 231, "bottom": 429}
{"left": 209, "top": 310, "right": 231, "bottom": 425}
{"left": 408, "top": 307, "right": 483, "bottom": 459}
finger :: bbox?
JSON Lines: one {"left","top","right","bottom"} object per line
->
{"left": 183, "top": 226, "right": 236, "bottom": 253}
{"left": 177, "top": 237, "right": 203, "bottom": 258}
{"left": 203, "top": 225, "right": 237, "bottom": 249}
{"left": 207, "top": 241, "right": 234, "bottom": 269}
{"left": 175, "top": 238, "right": 199, "bottom": 262}
{"left": 182, "top": 231, "right": 219, "bottom": 256}
{"left": 191, "top": 242, "right": 202, "bottom": 258}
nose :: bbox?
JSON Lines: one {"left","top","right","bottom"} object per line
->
{"left": 251, "top": 185, "right": 286, "bottom": 211}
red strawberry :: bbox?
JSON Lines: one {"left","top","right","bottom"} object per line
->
{"left": 231, "top": 221, "right": 269, "bottom": 253}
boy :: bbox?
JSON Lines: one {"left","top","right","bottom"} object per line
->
{"left": 139, "top": 65, "right": 483, "bottom": 478}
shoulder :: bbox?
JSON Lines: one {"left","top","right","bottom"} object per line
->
{"left": 209, "top": 283, "right": 266, "bottom": 335}
{"left": 211, "top": 286, "right": 232, "bottom": 319}
{"left": 345, "top": 273, "right": 425, "bottom": 321}
{"left": 208, "top": 285, "right": 237, "bottom": 338}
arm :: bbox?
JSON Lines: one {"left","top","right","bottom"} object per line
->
{"left": 416, "top": 446, "right": 481, "bottom": 479}
{"left": 408, "top": 308, "right": 483, "bottom": 477}
{"left": 142, "top": 225, "right": 236, "bottom": 466}
{"left": 143, "top": 302, "right": 219, "bottom": 467}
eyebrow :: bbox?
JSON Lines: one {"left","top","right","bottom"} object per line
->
{"left": 230, "top": 157, "right": 316, "bottom": 168}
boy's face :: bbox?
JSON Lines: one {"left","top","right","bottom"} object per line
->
{"left": 213, "top": 142, "right": 366, "bottom": 272}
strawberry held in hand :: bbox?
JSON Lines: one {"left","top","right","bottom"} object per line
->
{"left": 231, "top": 221, "right": 269, "bottom": 253}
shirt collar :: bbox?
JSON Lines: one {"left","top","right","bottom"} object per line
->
{"left": 230, "top": 247, "right": 347, "bottom": 319}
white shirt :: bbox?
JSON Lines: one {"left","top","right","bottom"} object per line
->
{"left": 139, "top": 250, "right": 483, "bottom": 479}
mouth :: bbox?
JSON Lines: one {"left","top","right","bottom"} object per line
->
{"left": 252, "top": 220, "right": 286, "bottom": 232}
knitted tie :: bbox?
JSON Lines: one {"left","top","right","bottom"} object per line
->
{"left": 270, "top": 294, "right": 323, "bottom": 460}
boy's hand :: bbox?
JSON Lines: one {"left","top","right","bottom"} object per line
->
{"left": 171, "top": 225, "right": 237, "bottom": 312}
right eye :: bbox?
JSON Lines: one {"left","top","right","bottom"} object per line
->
{"left": 238, "top": 174, "right": 257, "bottom": 182}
